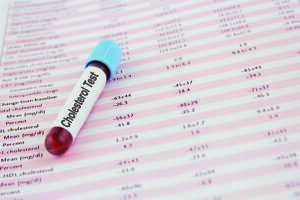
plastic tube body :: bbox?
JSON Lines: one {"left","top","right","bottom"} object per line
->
{"left": 45, "top": 64, "right": 107, "bottom": 155}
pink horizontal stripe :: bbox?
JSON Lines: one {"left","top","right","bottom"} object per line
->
{"left": 10, "top": 0, "right": 65, "bottom": 9}
{"left": 9, "top": 0, "right": 144, "bottom": 20}
{"left": 17, "top": 139, "right": 300, "bottom": 199}
{"left": 8, "top": 0, "right": 104, "bottom": 18}
{"left": 0, "top": 59, "right": 84, "bottom": 79}
{"left": 211, "top": 179, "right": 296, "bottom": 200}
{"left": 3, "top": 43, "right": 66, "bottom": 56}
{"left": 56, "top": 0, "right": 148, "bottom": 22}
{"left": 1, "top": 144, "right": 41, "bottom": 156}
{"left": 9, "top": 8, "right": 67, "bottom": 18}
{"left": 7, "top": 17, "right": 59, "bottom": 28}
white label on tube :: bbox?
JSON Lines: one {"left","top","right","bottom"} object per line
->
{"left": 52, "top": 66, "right": 107, "bottom": 141}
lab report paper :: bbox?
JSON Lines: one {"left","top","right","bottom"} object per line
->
{"left": 0, "top": 0, "right": 300, "bottom": 199}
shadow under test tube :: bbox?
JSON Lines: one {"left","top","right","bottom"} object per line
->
{"left": 45, "top": 40, "right": 122, "bottom": 156}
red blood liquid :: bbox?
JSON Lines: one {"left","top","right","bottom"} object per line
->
{"left": 45, "top": 127, "right": 73, "bottom": 156}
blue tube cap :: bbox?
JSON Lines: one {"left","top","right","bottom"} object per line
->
{"left": 85, "top": 40, "right": 122, "bottom": 79}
